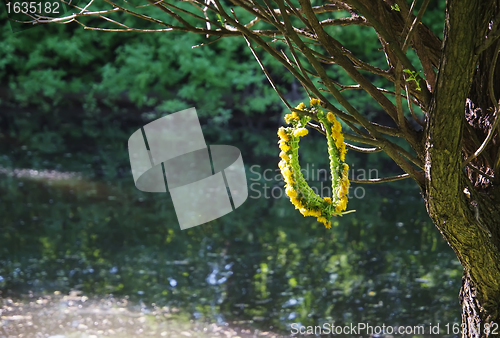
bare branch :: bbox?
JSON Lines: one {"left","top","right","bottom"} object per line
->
{"left": 395, "top": 62, "right": 409, "bottom": 136}
{"left": 405, "top": 82, "right": 425, "bottom": 127}
{"left": 243, "top": 34, "right": 292, "bottom": 110}
{"left": 319, "top": 15, "right": 368, "bottom": 27}
{"left": 351, "top": 173, "right": 410, "bottom": 184}
{"left": 346, "top": 143, "right": 382, "bottom": 153}
{"left": 345, "top": 0, "right": 431, "bottom": 104}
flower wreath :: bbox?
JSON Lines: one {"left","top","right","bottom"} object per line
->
{"left": 278, "top": 99, "right": 353, "bottom": 229}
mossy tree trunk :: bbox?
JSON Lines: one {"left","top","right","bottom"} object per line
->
{"left": 425, "top": 1, "right": 500, "bottom": 336}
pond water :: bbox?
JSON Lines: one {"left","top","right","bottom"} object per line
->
{"left": 0, "top": 164, "right": 463, "bottom": 337}
{"left": 0, "top": 107, "right": 463, "bottom": 337}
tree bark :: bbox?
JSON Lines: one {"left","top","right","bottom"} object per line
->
{"left": 425, "top": 1, "right": 500, "bottom": 336}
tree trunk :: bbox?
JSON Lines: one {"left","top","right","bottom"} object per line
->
{"left": 425, "top": 1, "right": 500, "bottom": 336}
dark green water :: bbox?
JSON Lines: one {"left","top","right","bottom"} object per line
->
{"left": 0, "top": 110, "right": 462, "bottom": 337}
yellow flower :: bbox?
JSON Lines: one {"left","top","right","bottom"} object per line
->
{"left": 278, "top": 127, "right": 289, "bottom": 141}
{"left": 332, "top": 119, "right": 342, "bottom": 133}
{"left": 293, "top": 128, "right": 308, "bottom": 137}
{"left": 281, "top": 166, "right": 292, "bottom": 179}
{"left": 285, "top": 186, "right": 297, "bottom": 198}
{"left": 278, "top": 140, "right": 291, "bottom": 152}
{"left": 339, "top": 144, "right": 347, "bottom": 162}
{"left": 296, "top": 102, "right": 306, "bottom": 110}
{"left": 299, "top": 208, "right": 309, "bottom": 216}
{"left": 316, "top": 216, "right": 331, "bottom": 229}
{"left": 291, "top": 197, "right": 303, "bottom": 209}
{"left": 338, "top": 184, "right": 348, "bottom": 198}
{"left": 323, "top": 196, "right": 332, "bottom": 204}
{"left": 279, "top": 151, "right": 290, "bottom": 161}
{"left": 335, "top": 133, "right": 344, "bottom": 150}
{"left": 299, "top": 208, "right": 321, "bottom": 217}
{"left": 331, "top": 127, "right": 342, "bottom": 141}
{"left": 343, "top": 163, "right": 349, "bottom": 176}
{"left": 310, "top": 98, "right": 321, "bottom": 106}
{"left": 341, "top": 173, "right": 350, "bottom": 187}
{"left": 326, "top": 112, "right": 336, "bottom": 124}
{"left": 278, "top": 159, "right": 287, "bottom": 169}
{"left": 335, "top": 197, "right": 348, "bottom": 212}
{"left": 281, "top": 168, "right": 294, "bottom": 185}
{"left": 284, "top": 111, "right": 299, "bottom": 124}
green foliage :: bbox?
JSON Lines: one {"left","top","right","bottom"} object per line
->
{"left": 403, "top": 69, "right": 423, "bottom": 91}
{"left": 391, "top": 4, "right": 401, "bottom": 11}
{"left": 0, "top": 17, "right": 284, "bottom": 119}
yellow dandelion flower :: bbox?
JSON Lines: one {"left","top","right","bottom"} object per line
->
{"left": 335, "top": 197, "right": 348, "bottom": 212}
{"left": 280, "top": 144, "right": 292, "bottom": 151}
{"left": 278, "top": 159, "right": 287, "bottom": 169}
{"left": 332, "top": 119, "right": 342, "bottom": 133}
{"left": 284, "top": 111, "right": 299, "bottom": 124}
{"left": 317, "top": 216, "right": 328, "bottom": 224}
{"left": 282, "top": 169, "right": 294, "bottom": 185}
{"left": 291, "top": 197, "right": 303, "bottom": 209}
{"left": 278, "top": 127, "right": 289, "bottom": 141}
{"left": 299, "top": 208, "right": 309, "bottom": 216}
{"left": 335, "top": 133, "right": 344, "bottom": 150}
{"left": 285, "top": 186, "right": 297, "bottom": 198}
{"left": 338, "top": 184, "right": 348, "bottom": 198}
{"left": 293, "top": 128, "right": 308, "bottom": 137}
{"left": 312, "top": 209, "right": 322, "bottom": 217}
{"left": 324, "top": 222, "right": 332, "bottom": 229}
{"left": 281, "top": 166, "right": 291, "bottom": 178}
{"left": 279, "top": 151, "right": 290, "bottom": 161}
{"left": 323, "top": 196, "right": 332, "bottom": 204}
{"left": 326, "top": 112, "right": 336, "bottom": 124}
{"left": 296, "top": 102, "right": 306, "bottom": 110}
{"left": 341, "top": 173, "right": 350, "bottom": 187}
{"left": 339, "top": 144, "right": 347, "bottom": 162}
{"left": 310, "top": 98, "right": 321, "bottom": 106}
{"left": 279, "top": 141, "right": 291, "bottom": 152}
{"left": 331, "top": 128, "right": 342, "bottom": 141}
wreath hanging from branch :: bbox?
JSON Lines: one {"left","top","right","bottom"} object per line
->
{"left": 278, "top": 99, "right": 354, "bottom": 229}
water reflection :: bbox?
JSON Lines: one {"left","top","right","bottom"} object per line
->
{"left": 0, "top": 169, "right": 462, "bottom": 337}
{"left": 1, "top": 293, "right": 275, "bottom": 337}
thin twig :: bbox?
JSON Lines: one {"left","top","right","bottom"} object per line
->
{"left": 405, "top": 82, "right": 424, "bottom": 127}
{"left": 283, "top": 36, "right": 315, "bottom": 98}
{"left": 351, "top": 173, "right": 410, "bottom": 184}
{"left": 192, "top": 36, "right": 223, "bottom": 48}
{"left": 345, "top": 143, "right": 382, "bottom": 153}
{"left": 395, "top": 62, "right": 410, "bottom": 136}
{"left": 242, "top": 35, "right": 292, "bottom": 110}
